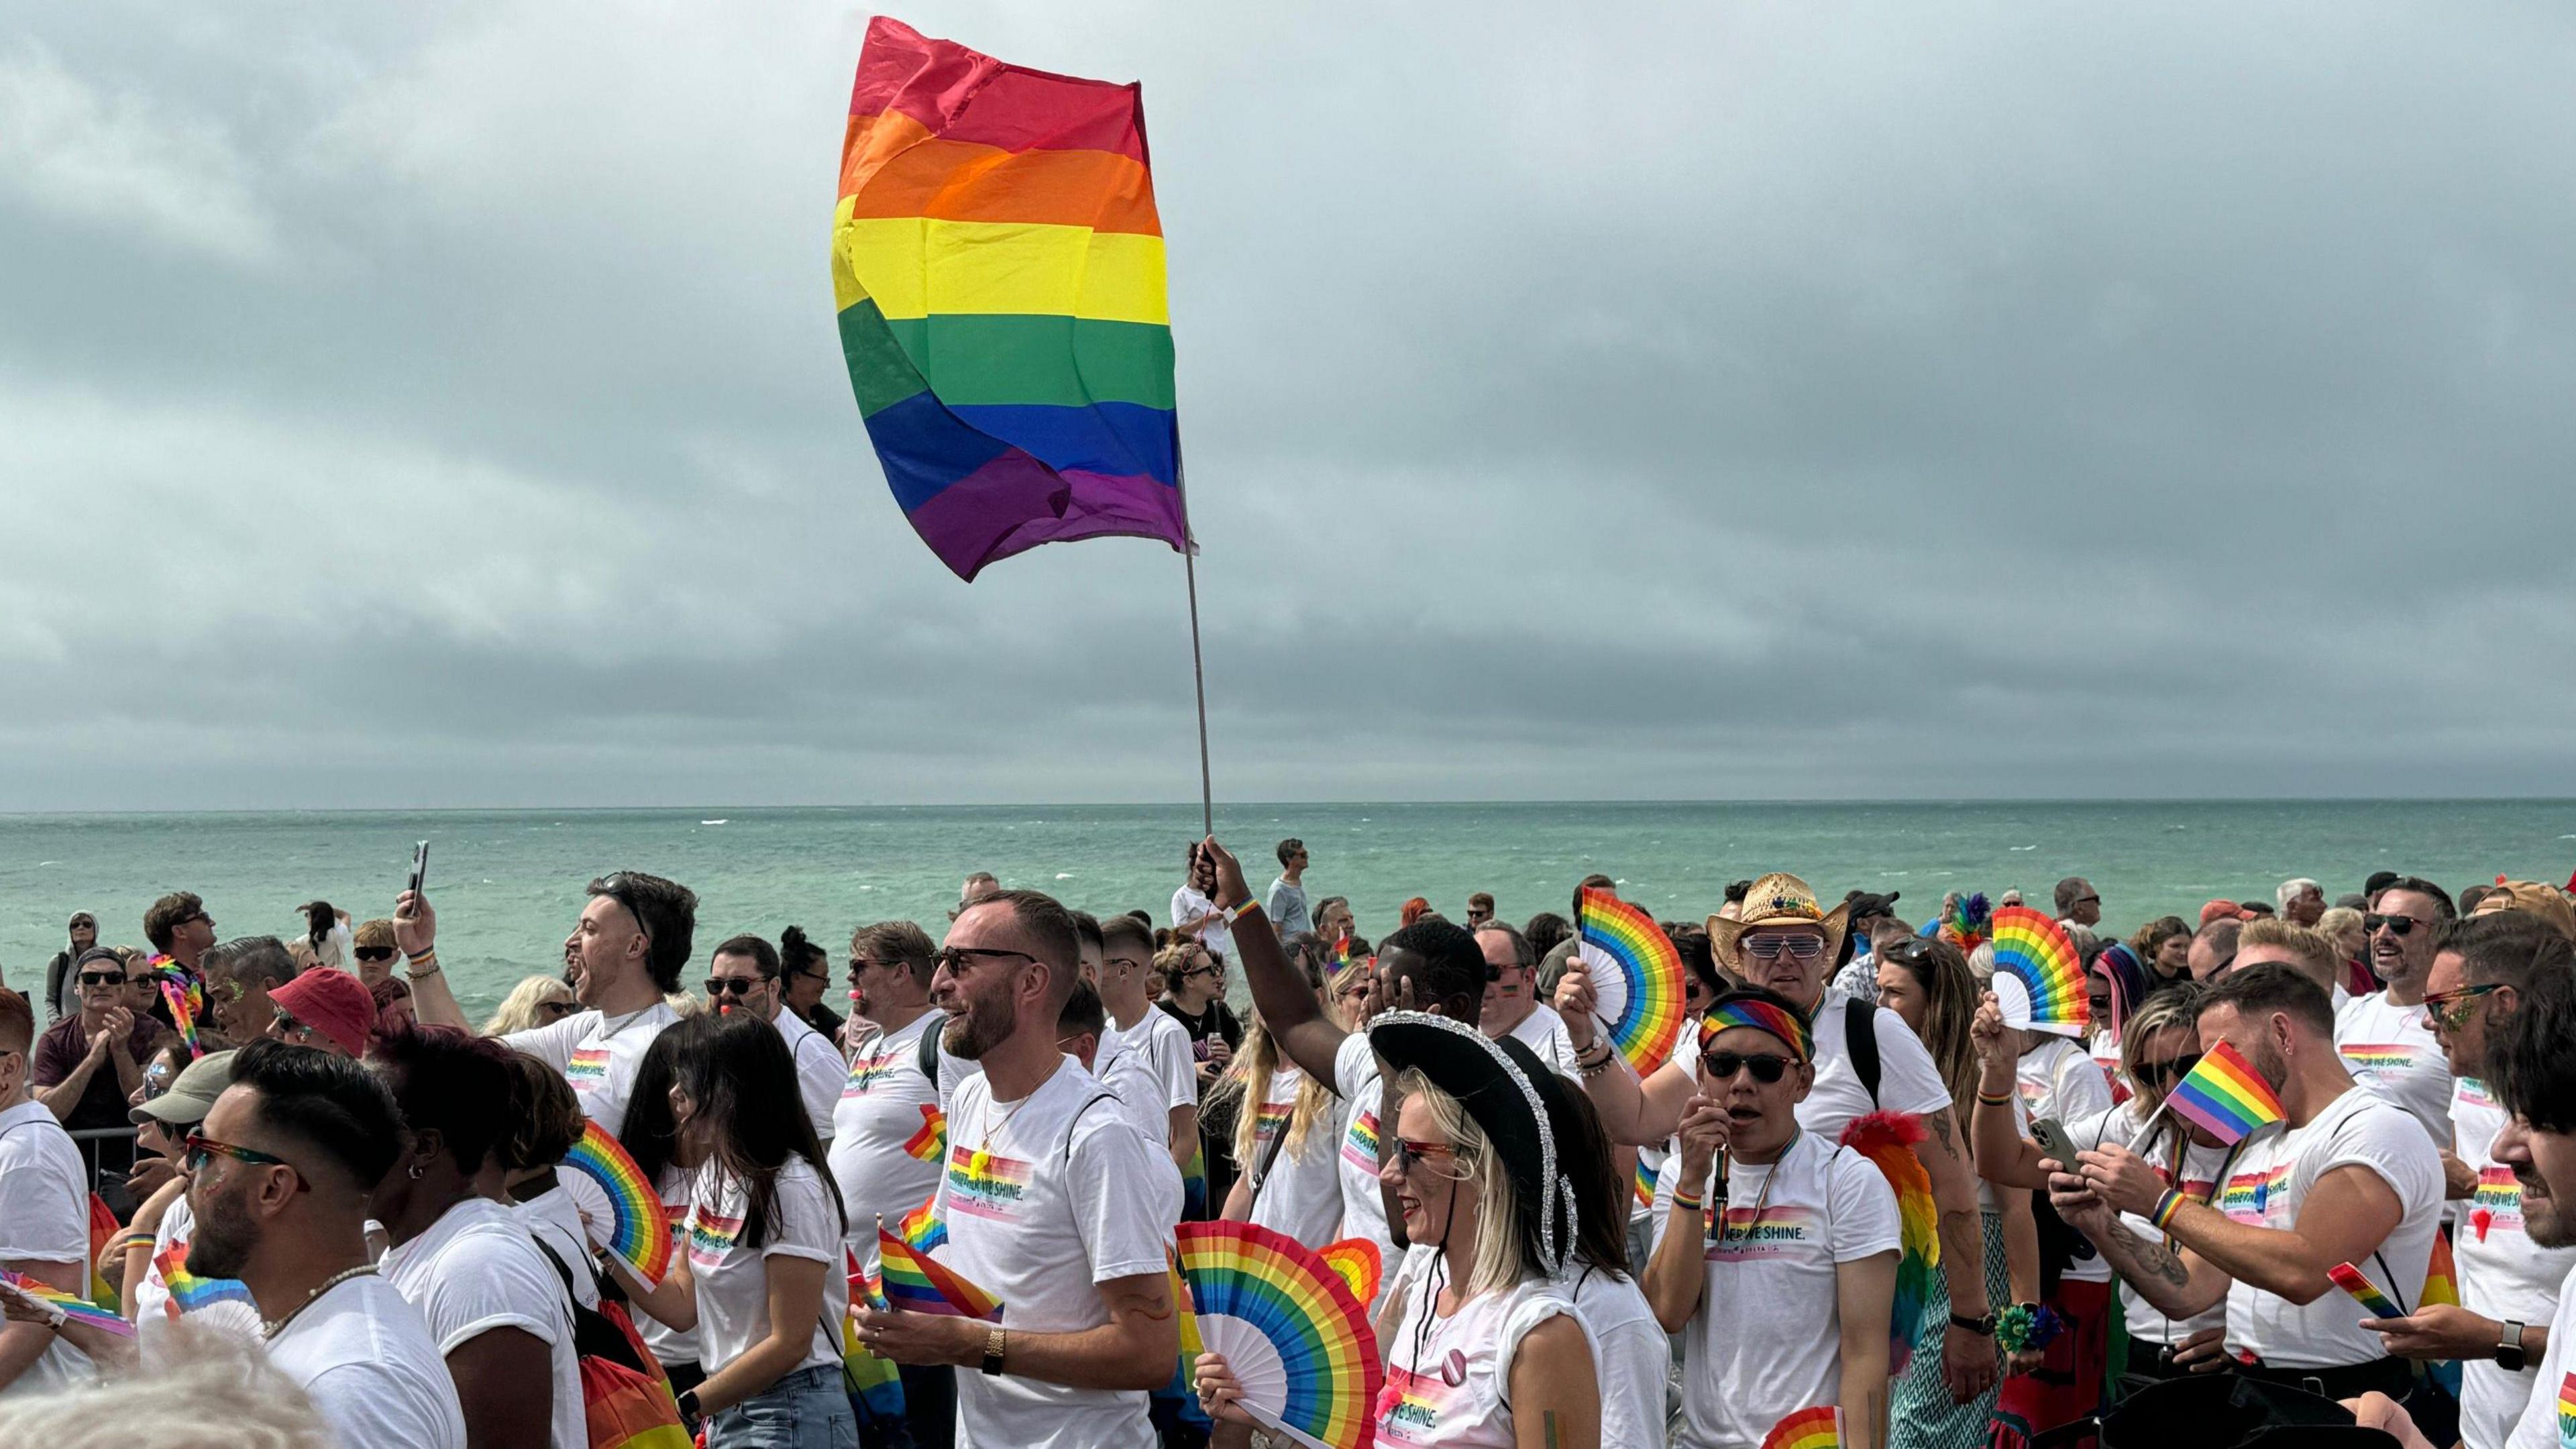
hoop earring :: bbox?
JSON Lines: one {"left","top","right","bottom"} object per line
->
{"left": 408, "top": 1161, "right": 427, "bottom": 1181}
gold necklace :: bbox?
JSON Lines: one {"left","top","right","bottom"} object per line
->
{"left": 971, "top": 1091, "right": 1038, "bottom": 1179}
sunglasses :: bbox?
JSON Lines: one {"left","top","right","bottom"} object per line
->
{"left": 704, "top": 977, "right": 766, "bottom": 997}
{"left": 2141, "top": 1052, "right": 2202, "bottom": 1085}
{"left": 2364, "top": 913, "right": 2424, "bottom": 937}
{"left": 1179, "top": 964, "right": 1223, "bottom": 981}
{"left": 78, "top": 971, "right": 125, "bottom": 986}
{"left": 934, "top": 946, "right": 1039, "bottom": 975}
{"left": 537, "top": 1000, "right": 582, "bottom": 1020}
{"left": 2424, "top": 982, "right": 2502, "bottom": 1033}
{"left": 271, "top": 1010, "right": 314, "bottom": 1040}
{"left": 1703, "top": 1051, "right": 1799, "bottom": 1084}
{"left": 1741, "top": 933, "right": 1827, "bottom": 963}
{"left": 182, "top": 1131, "right": 309, "bottom": 1190}
{"left": 354, "top": 946, "right": 398, "bottom": 963}
{"left": 2074, "top": 895, "right": 2100, "bottom": 907}
{"left": 1389, "top": 1138, "right": 1461, "bottom": 1176}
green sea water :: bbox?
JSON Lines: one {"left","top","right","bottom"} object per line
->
{"left": 5, "top": 800, "right": 2573, "bottom": 1018}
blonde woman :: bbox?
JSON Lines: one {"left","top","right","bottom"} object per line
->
{"left": 1196, "top": 1012, "right": 1603, "bottom": 1449}
{"left": 480, "top": 975, "right": 579, "bottom": 1036}
{"left": 1217, "top": 933, "right": 1346, "bottom": 1246}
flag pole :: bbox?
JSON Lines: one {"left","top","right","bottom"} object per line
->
{"left": 1183, "top": 543, "right": 1213, "bottom": 837}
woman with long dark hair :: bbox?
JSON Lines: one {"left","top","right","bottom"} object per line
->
{"left": 616, "top": 1025, "right": 703, "bottom": 1403}
{"left": 620, "top": 1011, "right": 855, "bottom": 1448}
{"left": 371, "top": 1025, "right": 584, "bottom": 1449}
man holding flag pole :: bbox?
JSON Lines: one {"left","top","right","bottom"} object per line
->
{"left": 2048, "top": 963, "right": 2445, "bottom": 1400}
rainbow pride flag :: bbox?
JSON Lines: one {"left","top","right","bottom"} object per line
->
{"left": 2164, "top": 1041, "right": 2286, "bottom": 1145}
{"left": 902, "top": 1104, "right": 946, "bottom": 1164}
{"left": 154, "top": 1243, "right": 255, "bottom": 1317}
{"left": 875, "top": 1222, "right": 1000, "bottom": 1321}
{"left": 833, "top": 17, "right": 1185, "bottom": 582}
{"left": 898, "top": 1196, "right": 947, "bottom": 1254}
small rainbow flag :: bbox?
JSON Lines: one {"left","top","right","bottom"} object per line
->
{"left": 1633, "top": 1157, "right": 1659, "bottom": 1212}
{"left": 154, "top": 964, "right": 207, "bottom": 1059}
{"left": 85, "top": 1193, "right": 121, "bottom": 1313}
{"left": 2328, "top": 1262, "right": 2403, "bottom": 1318}
{"left": 875, "top": 1222, "right": 1000, "bottom": 1321}
{"left": 1761, "top": 1405, "right": 1841, "bottom": 1449}
{"left": 155, "top": 1243, "right": 255, "bottom": 1316}
{"left": 0, "top": 1269, "right": 135, "bottom": 1338}
{"left": 898, "top": 1196, "right": 947, "bottom": 1253}
{"left": 2164, "top": 1040, "right": 2286, "bottom": 1146}
{"left": 902, "top": 1104, "right": 946, "bottom": 1164}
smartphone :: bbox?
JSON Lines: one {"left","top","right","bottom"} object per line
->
{"left": 408, "top": 841, "right": 431, "bottom": 896}
{"left": 2030, "top": 1116, "right": 2077, "bottom": 1169}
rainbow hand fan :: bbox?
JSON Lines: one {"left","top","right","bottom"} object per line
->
{"left": 1176, "top": 1221, "right": 1381, "bottom": 1449}
{"left": 1839, "top": 1112, "right": 1938, "bottom": 1375}
{"left": 562, "top": 1120, "right": 674, "bottom": 1287}
{"left": 1988, "top": 907, "right": 2089, "bottom": 1038}
{"left": 875, "top": 1220, "right": 1000, "bottom": 1320}
{"left": 1762, "top": 1406, "right": 1841, "bottom": 1449}
{"left": 0, "top": 1269, "right": 135, "bottom": 1339}
{"left": 1576, "top": 889, "right": 1686, "bottom": 1076}
{"left": 1313, "top": 1238, "right": 1383, "bottom": 1311}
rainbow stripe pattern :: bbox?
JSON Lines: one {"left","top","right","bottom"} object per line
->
{"left": 85, "top": 1193, "right": 121, "bottom": 1313}
{"left": 563, "top": 1120, "right": 674, "bottom": 1286}
{"left": 154, "top": 1243, "right": 254, "bottom": 1316}
{"left": 155, "top": 965, "right": 207, "bottom": 1058}
{"left": 0, "top": 1269, "right": 134, "bottom": 1339}
{"left": 1177, "top": 1220, "right": 1381, "bottom": 1449}
{"left": 2166, "top": 1041, "right": 2287, "bottom": 1146}
{"left": 903, "top": 1104, "right": 946, "bottom": 1163}
{"left": 1988, "top": 906, "right": 2088, "bottom": 1038}
{"left": 898, "top": 1196, "right": 947, "bottom": 1253}
{"left": 2328, "top": 1262, "right": 2403, "bottom": 1318}
{"left": 1840, "top": 1112, "right": 1938, "bottom": 1375}
{"left": 875, "top": 1222, "right": 1000, "bottom": 1320}
{"left": 833, "top": 17, "right": 1185, "bottom": 582}
{"left": 1762, "top": 1406, "right": 1841, "bottom": 1449}
{"left": 1700, "top": 996, "right": 1814, "bottom": 1064}
{"left": 1635, "top": 1157, "right": 1660, "bottom": 1211}
{"left": 1576, "top": 889, "right": 1687, "bottom": 1075}
{"left": 2422, "top": 1232, "right": 2459, "bottom": 1308}
{"left": 2555, "top": 1371, "right": 2573, "bottom": 1444}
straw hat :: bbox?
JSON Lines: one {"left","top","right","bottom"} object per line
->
{"left": 1706, "top": 871, "right": 1849, "bottom": 973}
{"left": 2472, "top": 880, "right": 2576, "bottom": 942}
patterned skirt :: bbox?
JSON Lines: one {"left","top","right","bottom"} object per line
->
{"left": 1890, "top": 1212, "right": 2010, "bottom": 1449}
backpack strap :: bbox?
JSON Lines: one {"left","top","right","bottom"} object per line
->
{"left": 1063, "top": 1091, "right": 1122, "bottom": 1168}
{"left": 1843, "top": 1000, "right": 1882, "bottom": 1110}
{"left": 528, "top": 1232, "right": 653, "bottom": 1375}
{"left": 914, "top": 1014, "right": 947, "bottom": 1085}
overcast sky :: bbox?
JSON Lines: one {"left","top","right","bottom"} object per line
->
{"left": 6, "top": 3, "right": 2576, "bottom": 811}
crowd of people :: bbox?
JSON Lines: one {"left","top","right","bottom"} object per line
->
{"left": 1, "top": 845, "right": 2574, "bottom": 1449}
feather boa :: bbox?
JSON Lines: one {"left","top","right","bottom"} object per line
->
{"left": 1839, "top": 1110, "right": 1939, "bottom": 1375}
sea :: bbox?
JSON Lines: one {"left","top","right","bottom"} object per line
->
{"left": 5, "top": 800, "right": 2573, "bottom": 1018}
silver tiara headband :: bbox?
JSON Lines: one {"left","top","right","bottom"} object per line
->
{"left": 1371, "top": 1010, "right": 1572, "bottom": 1275}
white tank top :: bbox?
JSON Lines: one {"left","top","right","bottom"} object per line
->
{"left": 1378, "top": 1274, "right": 1587, "bottom": 1446}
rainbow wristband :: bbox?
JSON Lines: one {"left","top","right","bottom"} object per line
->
{"left": 1670, "top": 1191, "right": 1705, "bottom": 1213}
{"left": 2151, "top": 1190, "right": 2186, "bottom": 1230}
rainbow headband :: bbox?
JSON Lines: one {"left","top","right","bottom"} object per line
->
{"left": 1699, "top": 997, "right": 1813, "bottom": 1063}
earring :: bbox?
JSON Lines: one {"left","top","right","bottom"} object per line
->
{"left": 409, "top": 1162, "right": 426, "bottom": 1181}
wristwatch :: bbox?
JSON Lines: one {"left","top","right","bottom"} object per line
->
{"left": 982, "top": 1324, "right": 1009, "bottom": 1377}
{"left": 1950, "top": 1309, "right": 1996, "bottom": 1336}
{"left": 2498, "top": 1321, "right": 2528, "bottom": 1373}
{"left": 674, "top": 1388, "right": 701, "bottom": 1421}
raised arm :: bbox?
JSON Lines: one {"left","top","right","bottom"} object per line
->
{"left": 1968, "top": 998, "right": 2049, "bottom": 1189}
{"left": 1553, "top": 969, "right": 1694, "bottom": 1145}
{"left": 394, "top": 890, "right": 472, "bottom": 1030}
{"left": 1200, "top": 839, "right": 1346, "bottom": 1083}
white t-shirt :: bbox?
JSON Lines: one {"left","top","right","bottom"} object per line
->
{"left": 1097, "top": 1007, "right": 1197, "bottom": 1162}
{"left": 683, "top": 1157, "right": 845, "bottom": 1377}
{"left": 0, "top": 1099, "right": 95, "bottom": 1399}
{"left": 1171, "top": 885, "right": 1233, "bottom": 963}
{"left": 264, "top": 1273, "right": 468, "bottom": 1449}
{"left": 635, "top": 1167, "right": 699, "bottom": 1369}
{"left": 938, "top": 1059, "right": 1176, "bottom": 1449}
{"left": 504, "top": 1001, "right": 682, "bottom": 1141}
{"left": 1244, "top": 1066, "right": 1346, "bottom": 1248}
{"left": 2334, "top": 991, "right": 2454, "bottom": 1149}
{"left": 517, "top": 1183, "right": 603, "bottom": 1311}
{"left": 380, "top": 1195, "right": 586, "bottom": 1449}
{"left": 1671, "top": 994, "right": 1953, "bottom": 1142}
{"left": 830, "top": 1013, "right": 963, "bottom": 1252}
{"left": 2454, "top": 1078, "right": 2576, "bottom": 1449}
{"left": 2503, "top": 1259, "right": 2576, "bottom": 1449}
{"left": 2217, "top": 1085, "right": 2444, "bottom": 1369}
{"left": 768, "top": 1004, "right": 846, "bottom": 1148}
{"left": 1503, "top": 1002, "right": 1580, "bottom": 1079}
{"left": 1332, "top": 1032, "right": 1399, "bottom": 1307}
{"left": 1666, "top": 1132, "right": 1901, "bottom": 1449}
{"left": 1386, "top": 1247, "right": 1655, "bottom": 1449}
{"left": 2019, "top": 1035, "right": 2116, "bottom": 1284}
{"left": 1380, "top": 1274, "right": 1591, "bottom": 1446}
{"left": 2066, "top": 1099, "right": 2235, "bottom": 1344}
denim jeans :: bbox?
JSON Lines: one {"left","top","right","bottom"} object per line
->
{"left": 708, "top": 1364, "right": 859, "bottom": 1449}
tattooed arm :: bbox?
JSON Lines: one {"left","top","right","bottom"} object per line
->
{"left": 2050, "top": 1172, "right": 2229, "bottom": 1318}
{"left": 1507, "top": 1315, "right": 1601, "bottom": 1449}
{"left": 1912, "top": 1108, "right": 1998, "bottom": 1402}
